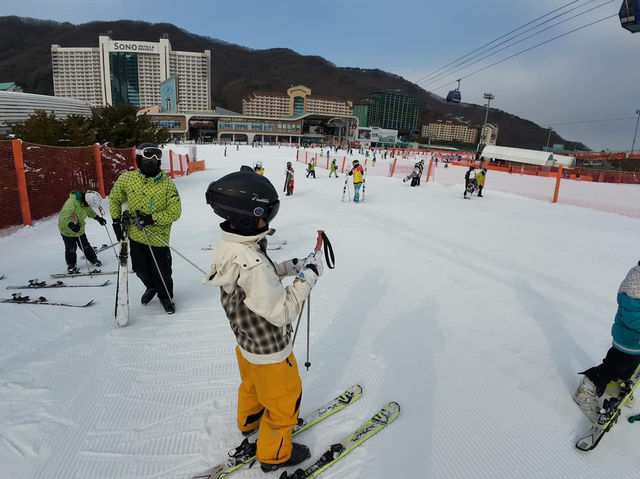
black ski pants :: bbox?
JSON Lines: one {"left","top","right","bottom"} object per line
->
{"left": 129, "top": 239, "right": 174, "bottom": 300}
{"left": 582, "top": 347, "right": 640, "bottom": 396}
{"left": 62, "top": 234, "right": 98, "bottom": 267}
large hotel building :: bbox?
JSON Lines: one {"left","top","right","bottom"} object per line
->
{"left": 242, "top": 85, "right": 352, "bottom": 118}
{"left": 51, "top": 35, "right": 211, "bottom": 111}
{"left": 422, "top": 120, "right": 479, "bottom": 144}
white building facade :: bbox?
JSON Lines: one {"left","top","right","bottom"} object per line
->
{"left": 51, "top": 36, "right": 210, "bottom": 111}
{"left": 0, "top": 91, "right": 91, "bottom": 135}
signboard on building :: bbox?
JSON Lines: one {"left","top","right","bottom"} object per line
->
{"left": 372, "top": 127, "right": 398, "bottom": 144}
{"left": 357, "top": 128, "right": 372, "bottom": 140}
{"left": 160, "top": 76, "right": 179, "bottom": 112}
{"left": 109, "top": 40, "right": 159, "bottom": 54}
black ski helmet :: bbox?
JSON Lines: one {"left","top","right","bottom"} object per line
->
{"left": 205, "top": 169, "right": 280, "bottom": 235}
{"left": 136, "top": 143, "right": 162, "bottom": 177}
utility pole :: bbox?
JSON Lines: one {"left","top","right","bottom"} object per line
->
{"left": 631, "top": 109, "right": 640, "bottom": 157}
{"left": 546, "top": 127, "right": 553, "bottom": 149}
{"left": 477, "top": 92, "right": 495, "bottom": 152}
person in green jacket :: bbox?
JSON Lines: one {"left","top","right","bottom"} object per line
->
{"left": 329, "top": 158, "right": 339, "bottom": 178}
{"left": 58, "top": 190, "right": 107, "bottom": 274}
{"left": 476, "top": 168, "right": 487, "bottom": 197}
{"left": 109, "top": 143, "right": 182, "bottom": 314}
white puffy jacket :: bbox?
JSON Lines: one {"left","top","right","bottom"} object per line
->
{"left": 203, "top": 227, "right": 311, "bottom": 364}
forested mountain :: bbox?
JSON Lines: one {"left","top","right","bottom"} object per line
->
{"left": 0, "top": 16, "right": 587, "bottom": 150}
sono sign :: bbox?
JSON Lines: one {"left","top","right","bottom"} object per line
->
{"left": 109, "top": 41, "right": 159, "bottom": 54}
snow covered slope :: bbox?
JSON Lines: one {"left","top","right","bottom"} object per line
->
{"left": 1, "top": 145, "right": 640, "bottom": 479}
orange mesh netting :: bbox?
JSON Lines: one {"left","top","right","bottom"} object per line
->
{"left": 101, "top": 146, "right": 136, "bottom": 192}
{"left": 0, "top": 141, "right": 22, "bottom": 229}
{"left": 21, "top": 142, "right": 98, "bottom": 222}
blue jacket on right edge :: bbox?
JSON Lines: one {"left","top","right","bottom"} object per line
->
{"left": 612, "top": 262, "right": 640, "bottom": 355}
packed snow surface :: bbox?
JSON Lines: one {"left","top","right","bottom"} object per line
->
{"left": 2, "top": 145, "right": 640, "bottom": 479}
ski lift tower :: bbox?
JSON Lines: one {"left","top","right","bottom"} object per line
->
{"left": 477, "top": 93, "right": 495, "bottom": 152}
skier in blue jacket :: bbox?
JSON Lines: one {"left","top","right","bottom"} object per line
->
{"left": 574, "top": 261, "right": 640, "bottom": 421}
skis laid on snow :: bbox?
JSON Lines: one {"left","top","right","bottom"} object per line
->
{"left": 267, "top": 240, "right": 287, "bottom": 250}
{"left": 7, "top": 279, "right": 111, "bottom": 289}
{"left": 202, "top": 241, "right": 287, "bottom": 251}
{"left": 1, "top": 293, "right": 94, "bottom": 308}
{"left": 190, "top": 384, "right": 363, "bottom": 479}
{"left": 576, "top": 366, "right": 640, "bottom": 451}
{"left": 280, "top": 401, "right": 400, "bottom": 479}
{"left": 80, "top": 242, "right": 117, "bottom": 259}
{"left": 51, "top": 270, "right": 117, "bottom": 278}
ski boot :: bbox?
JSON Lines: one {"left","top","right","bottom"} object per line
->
{"left": 260, "top": 443, "right": 310, "bottom": 472}
{"left": 141, "top": 288, "right": 157, "bottom": 305}
{"left": 160, "top": 297, "right": 176, "bottom": 314}
{"left": 573, "top": 376, "right": 600, "bottom": 423}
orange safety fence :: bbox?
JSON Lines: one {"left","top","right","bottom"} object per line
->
{"left": 0, "top": 141, "right": 22, "bottom": 229}
{"left": 0, "top": 140, "right": 136, "bottom": 230}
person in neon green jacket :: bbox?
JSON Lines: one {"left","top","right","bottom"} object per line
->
{"left": 109, "top": 143, "right": 182, "bottom": 314}
{"left": 58, "top": 190, "right": 107, "bottom": 273}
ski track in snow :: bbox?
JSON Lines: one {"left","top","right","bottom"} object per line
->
{"left": 1, "top": 145, "right": 640, "bottom": 478}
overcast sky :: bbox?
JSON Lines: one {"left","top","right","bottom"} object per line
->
{"left": 2, "top": 0, "right": 639, "bottom": 151}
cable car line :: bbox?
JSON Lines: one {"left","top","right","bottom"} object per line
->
{"left": 413, "top": 0, "right": 590, "bottom": 85}
{"left": 429, "top": 13, "right": 617, "bottom": 94}
{"left": 418, "top": 0, "right": 613, "bottom": 89}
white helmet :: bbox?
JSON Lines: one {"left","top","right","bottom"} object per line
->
{"left": 85, "top": 190, "right": 104, "bottom": 215}
{"left": 256, "top": 161, "right": 263, "bottom": 168}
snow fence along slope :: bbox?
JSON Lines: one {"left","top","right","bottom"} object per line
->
{"left": 1, "top": 145, "right": 640, "bottom": 478}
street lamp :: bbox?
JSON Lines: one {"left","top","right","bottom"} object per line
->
{"left": 631, "top": 108, "right": 640, "bottom": 157}
{"left": 477, "top": 92, "right": 495, "bottom": 152}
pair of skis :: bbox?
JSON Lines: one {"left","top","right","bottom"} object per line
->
{"left": 7, "top": 279, "right": 110, "bottom": 289}
{"left": 1, "top": 292, "right": 94, "bottom": 308}
{"left": 191, "top": 385, "right": 399, "bottom": 479}
{"left": 575, "top": 367, "right": 640, "bottom": 451}
{"left": 80, "top": 242, "right": 117, "bottom": 259}
{"left": 51, "top": 270, "right": 117, "bottom": 278}
{"left": 202, "top": 241, "right": 287, "bottom": 251}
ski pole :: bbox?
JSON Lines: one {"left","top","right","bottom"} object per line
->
{"left": 141, "top": 227, "right": 173, "bottom": 302}
{"left": 72, "top": 213, "right": 93, "bottom": 278}
{"left": 142, "top": 227, "right": 207, "bottom": 275}
{"left": 102, "top": 221, "right": 119, "bottom": 261}
{"left": 292, "top": 230, "right": 332, "bottom": 370}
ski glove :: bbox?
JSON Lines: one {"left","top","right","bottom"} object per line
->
{"left": 296, "top": 252, "right": 324, "bottom": 289}
{"left": 95, "top": 216, "right": 107, "bottom": 226}
{"left": 132, "top": 211, "right": 155, "bottom": 230}
{"left": 68, "top": 221, "right": 81, "bottom": 233}
{"left": 112, "top": 221, "right": 124, "bottom": 242}
{"left": 282, "top": 258, "right": 303, "bottom": 276}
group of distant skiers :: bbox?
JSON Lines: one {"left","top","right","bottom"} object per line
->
{"left": 464, "top": 165, "right": 487, "bottom": 199}
{"left": 55, "top": 144, "right": 640, "bottom": 471}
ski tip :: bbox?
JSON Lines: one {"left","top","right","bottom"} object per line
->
{"left": 85, "top": 300, "right": 95, "bottom": 307}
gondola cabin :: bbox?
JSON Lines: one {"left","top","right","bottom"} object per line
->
{"left": 446, "top": 89, "right": 461, "bottom": 103}
{"left": 620, "top": 0, "right": 640, "bottom": 33}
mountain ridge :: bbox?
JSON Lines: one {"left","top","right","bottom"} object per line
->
{"left": 0, "top": 16, "right": 587, "bottom": 150}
